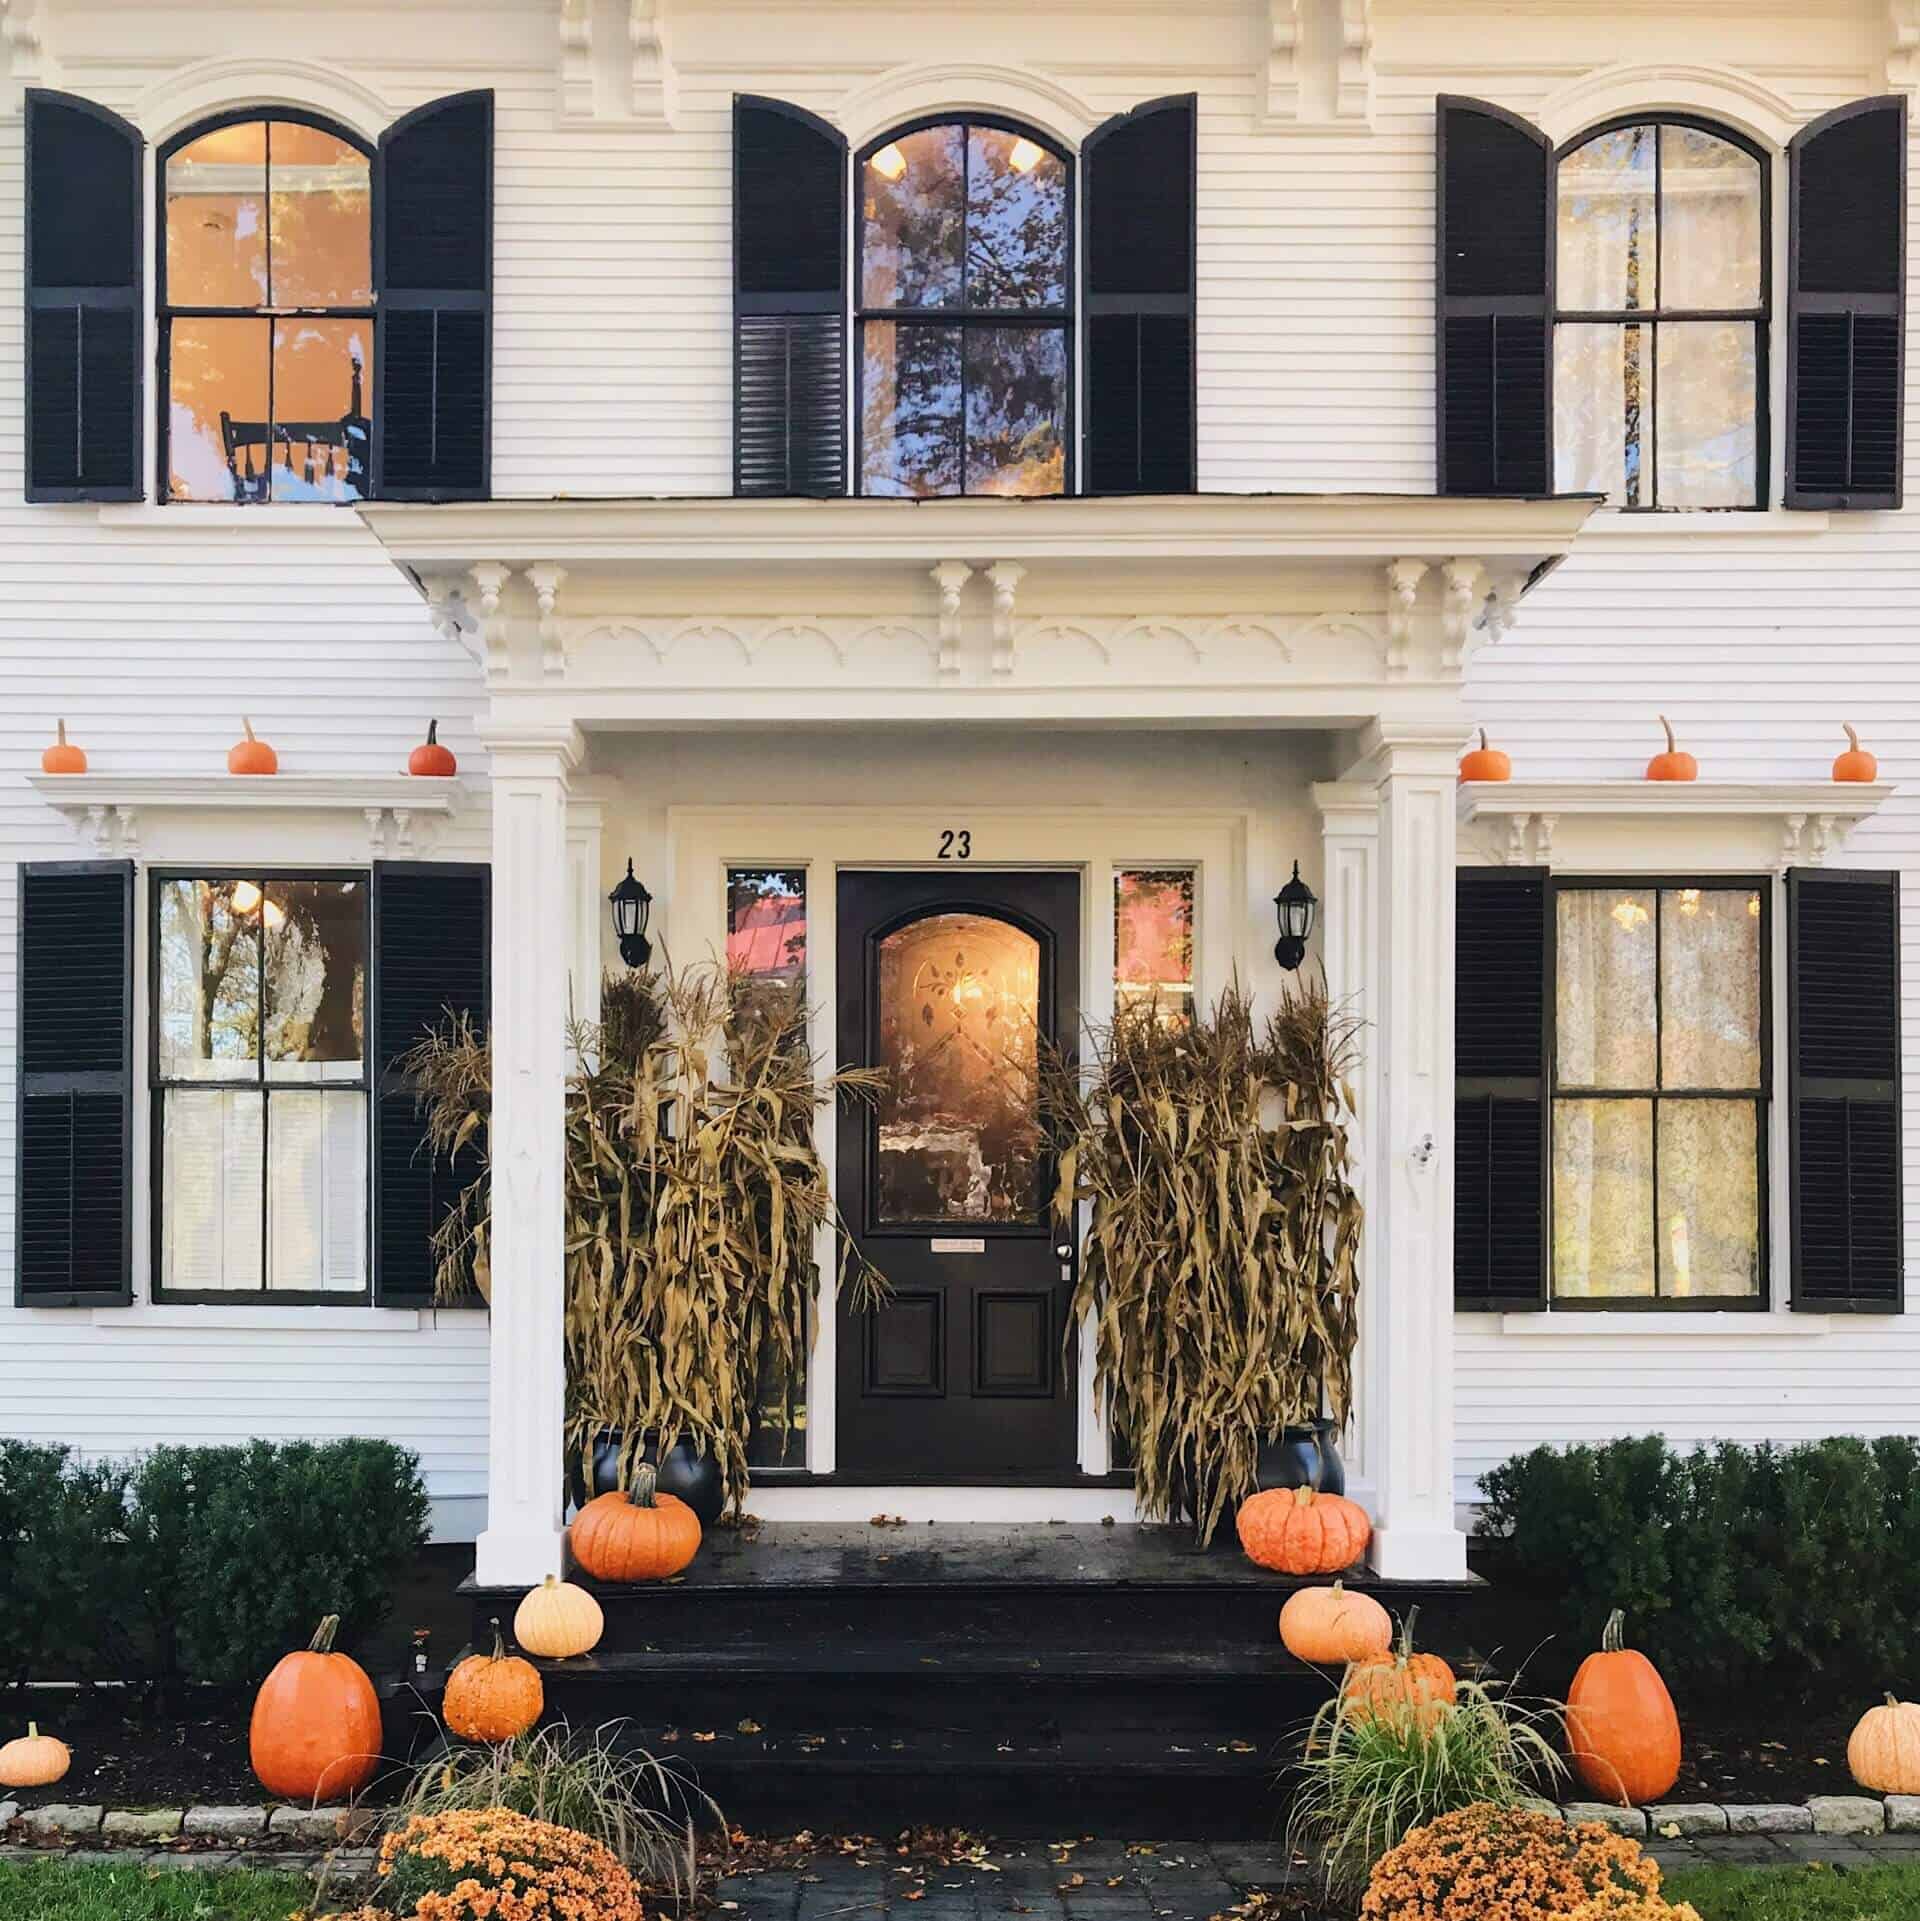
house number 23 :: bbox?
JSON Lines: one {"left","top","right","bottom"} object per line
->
{"left": 938, "top": 829, "right": 972, "bottom": 860}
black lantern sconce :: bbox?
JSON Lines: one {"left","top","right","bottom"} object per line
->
{"left": 608, "top": 858, "right": 654, "bottom": 969}
{"left": 1273, "top": 861, "right": 1318, "bottom": 972}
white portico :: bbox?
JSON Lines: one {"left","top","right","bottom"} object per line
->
{"left": 360, "top": 491, "right": 1596, "bottom": 1586}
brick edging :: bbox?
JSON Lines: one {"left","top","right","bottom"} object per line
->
{"left": 1556, "top": 1794, "right": 1920, "bottom": 1839}
{"left": 0, "top": 1801, "right": 379, "bottom": 1848}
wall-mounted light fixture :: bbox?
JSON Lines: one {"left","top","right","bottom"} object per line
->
{"left": 608, "top": 858, "right": 654, "bottom": 969}
{"left": 1273, "top": 861, "right": 1318, "bottom": 972}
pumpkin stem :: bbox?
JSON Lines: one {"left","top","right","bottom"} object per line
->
{"left": 427, "top": 719, "right": 440, "bottom": 745}
{"left": 1845, "top": 722, "right": 1861, "bottom": 752}
{"left": 1658, "top": 714, "right": 1676, "bottom": 754}
{"left": 1396, "top": 1606, "right": 1420, "bottom": 1663}
{"left": 55, "top": 720, "right": 67, "bottom": 746}
{"left": 26, "top": 1722, "right": 37, "bottom": 1740}
{"left": 308, "top": 1614, "right": 341, "bottom": 1654}
{"left": 1477, "top": 727, "right": 1488, "bottom": 751}
{"left": 630, "top": 1462, "right": 660, "bottom": 1508}
{"left": 1601, "top": 1608, "right": 1627, "bottom": 1654}
{"left": 489, "top": 1615, "right": 509, "bottom": 1661}
{"left": 242, "top": 717, "right": 257, "bottom": 743}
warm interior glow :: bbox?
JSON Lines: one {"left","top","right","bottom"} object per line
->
{"left": 1669, "top": 1213, "right": 1691, "bottom": 1294}
{"left": 262, "top": 899, "right": 286, "bottom": 930}
{"left": 1610, "top": 896, "right": 1650, "bottom": 932}
{"left": 1008, "top": 136, "right": 1046, "bottom": 173}
{"left": 870, "top": 143, "right": 907, "bottom": 181}
{"left": 1677, "top": 886, "right": 1701, "bottom": 915}
{"left": 230, "top": 880, "right": 262, "bottom": 914}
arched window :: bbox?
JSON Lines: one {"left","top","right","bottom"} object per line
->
{"left": 160, "top": 112, "right": 373, "bottom": 503}
{"left": 857, "top": 119, "right": 1071, "bottom": 497}
{"left": 1553, "top": 117, "right": 1768, "bottom": 509}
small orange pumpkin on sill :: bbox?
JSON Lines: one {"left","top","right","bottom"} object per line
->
{"left": 228, "top": 718, "right": 279, "bottom": 776}
{"left": 1645, "top": 715, "right": 1698, "bottom": 782}
{"left": 1833, "top": 723, "right": 1878, "bottom": 783}
{"left": 40, "top": 720, "right": 87, "bottom": 775}
{"left": 1458, "top": 728, "right": 1511, "bottom": 783}
{"left": 408, "top": 719, "right": 458, "bottom": 778}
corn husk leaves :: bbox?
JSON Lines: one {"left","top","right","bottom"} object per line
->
{"left": 1041, "top": 976, "right": 1362, "bottom": 1547}
{"left": 402, "top": 964, "right": 886, "bottom": 1517}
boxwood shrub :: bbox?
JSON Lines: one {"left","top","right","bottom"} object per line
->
{"left": 1479, "top": 1434, "right": 1920, "bottom": 1698}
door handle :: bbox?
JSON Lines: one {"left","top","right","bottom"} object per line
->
{"left": 1054, "top": 1243, "right": 1073, "bottom": 1260}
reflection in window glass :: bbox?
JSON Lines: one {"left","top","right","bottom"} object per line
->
{"left": 158, "top": 879, "right": 262, "bottom": 1077}
{"left": 862, "top": 322, "right": 963, "bottom": 496}
{"left": 1115, "top": 870, "right": 1195, "bottom": 1018}
{"left": 966, "top": 126, "right": 1068, "bottom": 308}
{"left": 1657, "top": 1099, "right": 1759, "bottom": 1297}
{"left": 1553, "top": 1099, "right": 1655, "bottom": 1298}
{"left": 1553, "top": 323, "right": 1645, "bottom": 506}
{"left": 964, "top": 328, "right": 1067, "bottom": 496}
{"left": 168, "top": 317, "right": 270, "bottom": 503}
{"left": 1556, "top": 890, "right": 1656, "bottom": 1087}
{"left": 264, "top": 880, "right": 366, "bottom": 1080}
{"left": 1660, "top": 887, "right": 1762, "bottom": 1088}
{"left": 862, "top": 124, "right": 965, "bottom": 309}
{"left": 1654, "top": 322, "right": 1756, "bottom": 510}
{"left": 165, "top": 122, "right": 268, "bottom": 307}
{"left": 1659, "top": 125, "right": 1761, "bottom": 310}
{"left": 267, "top": 123, "right": 372, "bottom": 307}
{"left": 727, "top": 869, "right": 807, "bottom": 983}
{"left": 270, "top": 319, "right": 372, "bottom": 502}
{"left": 1556, "top": 123, "right": 1656, "bottom": 312}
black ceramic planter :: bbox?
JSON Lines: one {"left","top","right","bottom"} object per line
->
{"left": 1255, "top": 1419, "right": 1347, "bottom": 1498}
{"left": 581, "top": 1429, "right": 726, "bottom": 1528}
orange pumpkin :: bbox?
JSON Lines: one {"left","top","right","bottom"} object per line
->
{"left": 444, "top": 1621, "right": 543, "bottom": 1744}
{"left": 1847, "top": 1694, "right": 1920, "bottom": 1794}
{"left": 1458, "top": 728, "right": 1512, "bottom": 784}
{"left": 1566, "top": 1608, "right": 1681, "bottom": 1806}
{"left": 249, "top": 1614, "right": 382, "bottom": 1802}
{"left": 228, "top": 717, "right": 279, "bottom": 776}
{"left": 1645, "top": 715, "right": 1698, "bottom": 782}
{"left": 1236, "top": 1485, "right": 1372, "bottom": 1576}
{"left": 1833, "top": 722, "right": 1879, "bottom": 783}
{"left": 1341, "top": 1610, "right": 1458, "bottom": 1729}
{"left": 0, "top": 1722, "right": 70, "bottom": 1789}
{"left": 408, "top": 719, "right": 458, "bottom": 778}
{"left": 1278, "top": 1580, "right": 1393, "bottom": 1666}
{"left": 569, "top": 1465, "right": 702, "bottom": 1583}
{"left": 40, "top": 720, "right": 87, "bottom": 775}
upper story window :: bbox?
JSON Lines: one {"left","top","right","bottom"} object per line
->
{"left": 160, "top": 115, "right": 373, "bottom": 504}
{"left": 857, "top": 120, "right": 1071, "bottom": 497}
{"left": 1553, "top": 118, "right": 1768, "bottom": 509}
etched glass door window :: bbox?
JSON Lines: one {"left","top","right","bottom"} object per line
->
{"left": 874, "top": 911, "right": 1043, "bottom": 1223}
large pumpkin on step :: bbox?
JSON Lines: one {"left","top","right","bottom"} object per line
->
{"left": 0, "top": 1722, "right": 70, "bottom": 1789}
{"left": 1278, "top": 1581, "right": 1393, "bottom": 1666}
{"left": 1567, "top": 1609, "right": 1681, "bottom": 1805}
{"left": 1237, "top": 1485, "right": 1372, "bottom": 1575}
{"left": 1342, "top": 1611, "right": 1458, "bottom": 1730}
{"left": 1848, "top": 1695, "right": 1920, "bottom": 1793}
{"left": 513, "top": 1574, "right": 604, "bottom": 1659}
{"left": 570, "top": 1465, "right": 702, "bottom": 1583}
{"left": 249, "top": 1614, "right": 382, "bottom": 1802}
{"left": 444, "top": 1622, "right": 543, "bottom": 1743}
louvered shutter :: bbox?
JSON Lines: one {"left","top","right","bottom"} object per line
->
{"left": 1788, "top": 868, "right": 1903, "bottom": 1310}
{"left": 374, "top": 91, "right": 493, "bottom": 501}
{"left": 25, "top": 91, "right": 142, "bottom": 502}
{"left": 15, "top": 863, "right": 134, "bottom": 1305}
{"left": 1435, "top": 97, "right": 1551, "bottom": 496}
{"left": 1084, "top": 95, "right": 1196, "bottom": 495}
{"left": 734, "top": 97, "right": 846, "bottom": 496}
{"left": 1455, "top": 866, "right": 1548, "bottom": 1309}
{"left": 1786, "top": 98, "right": 1907, "bottom": 510}
{"left": 371, "top": 862, "right": 490, "bottom": 1307}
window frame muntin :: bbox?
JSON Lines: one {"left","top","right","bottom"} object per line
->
{"left": 154, "top": 106, "right": 377, "bottom": 507}
{"left": 1551, "top": 111, "right": 1773, "bottom": 511}
{"left": 853, "top": 111, "right": 1077, "bottom": 498}
{"left": 1545, "top": 871, "right": 1773, "bottom": 1312}
{"left": 148, "top": 864, "right": 373, "bottom": 1305}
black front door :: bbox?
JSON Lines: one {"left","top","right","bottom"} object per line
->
{"left": 836, "top": 869, "right": 1081, "bottom": 1481}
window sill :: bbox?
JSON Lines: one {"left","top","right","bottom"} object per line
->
{"left": 1494, "top": 1311, "right": 1831, "bottom": 1337}
{"left": 94, "top": 503, "right": 367, "bottom": 530}
{"left": 1580, "top": 508, "right": 1832, "bottom": 540}
{"left": 76, "top": 1304, "right": 446, "bottom": 1331}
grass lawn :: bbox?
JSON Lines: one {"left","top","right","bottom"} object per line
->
{"left": 0, "top": 1858, "right": 317, "bottom": 1919}
{"left": 1665, "top": 1862, "right": 1920, "bottom": 1919}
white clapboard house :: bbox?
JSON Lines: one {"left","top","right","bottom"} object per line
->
{"left": 1, "top": 0, "right": 1912, "bottom": 1590}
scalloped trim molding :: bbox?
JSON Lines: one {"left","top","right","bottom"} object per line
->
{"left": 135, "top": 56, "right": 395, "bottom": 143}
{"left": 836, "top": 61, "right": 1100, "bottom": 150}
{"left": 1537, "top": 60, "right": 1801, "bottom": 148}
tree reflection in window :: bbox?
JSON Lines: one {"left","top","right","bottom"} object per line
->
{"left": 858, "top": 121, "right": 1070, "bottom": 496}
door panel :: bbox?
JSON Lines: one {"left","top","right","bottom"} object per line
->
{"left": 837, "top": 869, "right": 1080, "bottom": 1480}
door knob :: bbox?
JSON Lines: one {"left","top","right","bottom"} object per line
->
{"left": 1054, "top": 1243, "right": 1074, "bottom": 1260}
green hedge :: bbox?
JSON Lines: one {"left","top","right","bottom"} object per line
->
{"left": 1479, "top": 1434, "right": 1920, "bottom": 1698}
{"left": 0, "top": 1437, "right": 430, "bottom": 1694}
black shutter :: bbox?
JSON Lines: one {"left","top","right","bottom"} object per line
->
{"left": 1455, "top": 865, "right": 1548, "bottom": 1309}
{"left": 734, "top": 96, "right": 846, "bottom": 496}
{"left": 1786, "top": 97, "right": 1906, "bottom": 509}
{"left": 25, "top": 91, "right": 142, "bottom": 502}
{"left": 1788, "top": 867, "right": 1903, "bottom": 1310}
{"left": 16, "top": 863, "right": 133, "bottom": 1305}
{"left": 375, "top": 91, "right": 493, "bottom": 500}
{"left": 1435, "top": 97, "right": 1551, "bottom": 496}
{"left": 1084, "top": 95, "right": 1196, "bottom": 495}
{"left": 371, "top": 862, "right": 490, "bottom": 1307}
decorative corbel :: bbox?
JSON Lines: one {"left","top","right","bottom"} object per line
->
{"left": 557, "top": 0, "right": 594, "bottom": 120}
{"left": 469, "top": 562, "right": 515, "bottom": 684}
{"left": 1384, "top": 558, "right": 1427, "bottom": 677}
{"left": 1532, "top": 812, "right": 1556, "bottom": 861}
{"left": 1260, "top": 0, "right": 1303, "bottom": 125}
{"left": 527, "top": 564, "right": 569, "bottom": 681}
{"left": 629, "top": 0, "right": 675, "bottom": 125}
{"left": 114, "top": 803, "right": 140, "bottom": 860}
{"left": 1337, "top": 0, "right": 1375, "bottom": 123}
{"left": 2, "top": 0, "right": 47, "bottom": 86}
{"left": 1439, "top": 557, "right": 1485, "bottom": 672}
{"left": 1892, "top": 0, "right": 1920, "bottom": 89}
{"left": 986, "top": 562, "right": 1026, "bottom": 680}
{"left": 930, "top": 561, "right": 973, "bottom": 681}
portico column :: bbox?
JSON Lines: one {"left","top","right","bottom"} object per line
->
{"left": 474, "top": 722, "right": 585, "bottom": 1587}
{"left": 1352, "top": 722, "right": 1472, "bottom": 1580}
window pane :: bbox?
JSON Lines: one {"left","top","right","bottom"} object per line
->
{"left": 1555, "top": 322, "right": 1649, "bottom": 506}
{"left": 861, "top": 321, "right": 962, "bottom": 495}
{"left": 861, "top": 124, "right": 964, "bottom": 309}
{"left": 1557, "top": 124, "right": 1657, "bottom": 311}
{"left": 168, "top": 317, "right": 271, "bottom": 502}
{"left": 270, "top": 319, "right": 373, "bottom": 502}
{"left": 268, "top": 122, "right": 371, "bottom": 307}
{"left": 966, "top": 126, "right": 1067, "bottom": 309}
{"left": 267, "top": 1089, "right": 368, "bottom": 1292}
{"left": 1553, "top": 1098, "right": 1655, "bottom": 1297}
{"left": 161, "top": 1089, "right": 264, "bottom": 1290}
{"left": 727, "top": 870, "right": 807, "bottom": 984}
{"left": 1660, "top": 125, "right": 1761, "bottom": 310}
{"left": 158, "top": 879, "right": 261, "bottom": 1079}
{"left": 1655, "top": 321, "right": 1756, "bottom": 508}
{"left": 1660, "top": 887, "right": 1762, "bottom": 1088}
{"left": 165, "top": 121, "right": 268, "bottom": 308}
{"left": 964, "top": 326, "right": 1067, "bottom": 495}
{"left": 1557, "top": 890, "right": 1657, "bottom": 1086}
{"left": 1115, "top": 869, "right": 1195, "bottom": 1016}
{"left": 1657, "top": 1099, "right": 1760, "bottom": 1297}
{"left": 264, "top": 881, "right": 366, "bottom": 1081}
